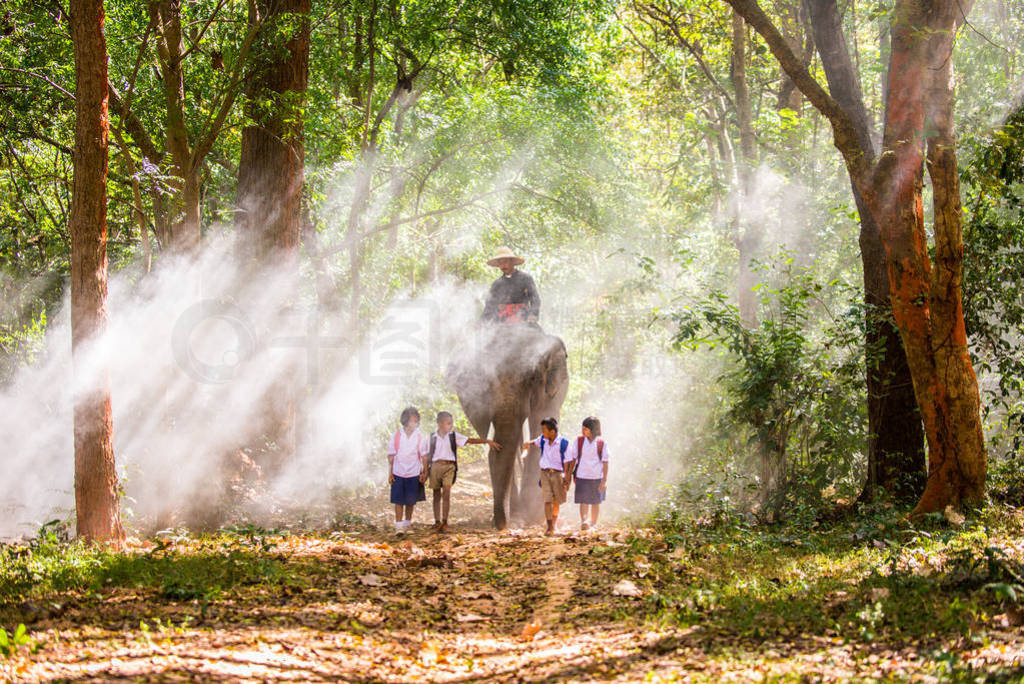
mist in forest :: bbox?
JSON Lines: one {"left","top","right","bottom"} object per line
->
{"left": 0, "top": 150, "right": 832, "bottom": 537}
{"left": 0, "top": 231, "right": 483, "bottom": 537}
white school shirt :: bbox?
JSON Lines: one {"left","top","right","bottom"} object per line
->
{"left": 568, "top": 436, "right": 610, "bottom": 480}
{"left": 387, "top": 427, "right": 428, "bottom": 478}
{"left": 430, "top": 430, "right": 470, "bottom": 462}
{"left": 533, "top": 434, "right": 572, "bottom": 471}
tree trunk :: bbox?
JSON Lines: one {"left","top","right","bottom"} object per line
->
{"left": 867, "top": 0, "right": 985, "bottom": 515}
{"left": 721, "top": 0, "right": 987, "bottom": 514}
{"left": 806, "top": 0, "right": 925, "bottom": 502}
{"left": 730, "top": 10, "right": 760, "bottom": 327}
{"left": 69, "top": 0, "right": 125, "bottom": 544}
{"left": 150, "top": 0, "right": 201, "bottom": 252}
{"left": 234, "top": 0, "right": 311, "bottom": 473}
{"left": 913, "top": 0, "right": 986, "bottom": 513}
{"left": 774, "top": 0, "right": 809, "bottom": 112}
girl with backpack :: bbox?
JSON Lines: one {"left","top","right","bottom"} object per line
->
{"left": 386, "top": 406, "right": 429, "bottom": 534}
{"left": 570, "top": 416, "right": 609, "bottom": 531}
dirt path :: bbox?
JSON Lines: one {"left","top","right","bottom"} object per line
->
{"left": 17, "top": 522, "right": 655, "bottom": 682}
{"left": 10, "top": 467, "right": 1024, "bottom": 681}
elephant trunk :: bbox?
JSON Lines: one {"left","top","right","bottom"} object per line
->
{"left": 489, "top": 419, "right": 525, "bottom": 530}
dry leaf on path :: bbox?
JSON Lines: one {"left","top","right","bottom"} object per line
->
{"left": 520, "top": 620, "right": 543, "bottom": 641}
{"left": 419, "top": 640, "right": 440, "bottom": 664}
{"left": 455, "top": 613, "right": 488, "bottom": 623}
{"left": 358, "top": 574, "right": 384, "bottom": 587}
{"left": 613, "top": 579, "right": 642, "bottom": 597}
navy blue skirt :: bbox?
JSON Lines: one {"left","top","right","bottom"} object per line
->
{"left": 574, "top": 478, "right": 606, "bottom": 504}
{"left": 390, "top": 475, "right": 426, "bottom": 506}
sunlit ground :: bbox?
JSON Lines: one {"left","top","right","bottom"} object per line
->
{"left": 3, "top": 466, "right": 1024, "bottom": 681}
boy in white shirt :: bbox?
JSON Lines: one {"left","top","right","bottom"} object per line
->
{"left": 386, "top": 406, "right": 429, "bottom": 533}
{"left": 521, "top": 417, "right": 574, "bottom": 536}
{"left": 428, "top": 411, "right": 501, "bottom": 533}
{"left": 569, "top": 416, "right": 610, "bottom": 531}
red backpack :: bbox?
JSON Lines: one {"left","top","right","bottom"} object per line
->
{"left": 573, "top": 436, "right": 605, "bottom": 477}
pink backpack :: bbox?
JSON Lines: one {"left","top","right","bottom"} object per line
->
{"left": 574, "top": 436, "right": 604, "bottom": 477}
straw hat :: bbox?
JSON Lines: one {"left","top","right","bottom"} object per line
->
{"left": 486, "top": 246, "right": 525, "bottom": 267}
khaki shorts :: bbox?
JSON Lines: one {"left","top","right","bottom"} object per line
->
{"left": 429, "top": 460, "right": 456, "bottom": 489}
{"left": 539, "top": 469, "right": 568, "bottom": 504}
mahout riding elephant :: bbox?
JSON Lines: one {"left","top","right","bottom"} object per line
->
{"left": 445, "top": 323, "right": 569, "bottom": 529}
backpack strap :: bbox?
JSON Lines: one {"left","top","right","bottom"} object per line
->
{"left": 574, "top": 436, "right": 585, "bottom": 476}
{"left": 558, "top": 437, "right": 568, "bottom": 466}
{"left": 450, "top": 431, "right": 459, "bottom": 484}
{"left": 392, "top": 429, "right": 401, "bottom": 454}
{"left": 596, "top": 438, "right": 605, "bottom": 460}
{"left": 428, "top": 433, "right": 437, "bottom": 463}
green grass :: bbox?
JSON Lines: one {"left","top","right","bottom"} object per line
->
{"left": 608, "top": 503, "right": 1024, "bottom": 651}
{"left": 0, "top": 524, "right": 299, "bottom": 606}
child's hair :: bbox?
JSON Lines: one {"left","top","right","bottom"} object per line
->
{"left": 400, "top": 406, "right": 420, "bottom": 426}
{"left": 582, "top": 416, "right": 602, "bottom": 437}
{"left": 436, "top": 411, "right": 453, "bottom": 423}
{"left": 540, "top": 417, "right": 558, "bottom": 432}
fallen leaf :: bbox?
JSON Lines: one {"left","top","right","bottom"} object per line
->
{"left": 868, "top": 587, "right": 890, "bottom": 601}
{"left": 456, "top": 613, "right": 488, "bottom": 623}
{"left": 943, "top": 505, "right": 966, "bottom": 526}
{"left": 613, "top": 579, "right": 642, "bottom": 597}
{"left": 419, "top": 640, "right": 440, "bottom": 664}
{"left": 358, "top": 574, "right": 384, "bottom": 587}
{"left": 520, "top": 620, "right": 543, "bottom": 641}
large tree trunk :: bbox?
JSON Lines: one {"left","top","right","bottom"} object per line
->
{"left": 806, "top": 0, "right": 924, "bottom": 502}
{"left": 234, "top": 0, "right": 310, "bottom": 474}
{"left": 69, "top": 0, "right": 125, "bottom": 544}
{"left": 867, "top": 0, "right": 985, "bottom": 514}
{"left": 722, "top": 0, "right": 987, "bottom": 514}
{"left": 913, "top": 0, "right": 986, "bottom": 512}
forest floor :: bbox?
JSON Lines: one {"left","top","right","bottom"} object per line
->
{"left": 3, "top": 465, "right": 1024, "bottom": 681}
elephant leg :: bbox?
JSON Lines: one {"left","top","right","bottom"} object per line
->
{"left": 516, "top": 415, "right": 546, "bottom": 525}
{"left": 490, "top": 417, "right": 525, "bottom": 530}
{"left": 488, "top": 444, "right": 518, "bottom": 530}
{"left": 508, "top": 453, "right": 524, "bottom": 525}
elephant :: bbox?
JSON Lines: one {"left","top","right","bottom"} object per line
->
{"left": 445, "top": 323, "right": 569, "bottom": 530}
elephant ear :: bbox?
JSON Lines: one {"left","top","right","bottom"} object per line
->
{"left": 542, "top": 339, "right": 569, "bottom": 399}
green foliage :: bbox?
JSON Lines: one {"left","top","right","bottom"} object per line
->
{"left": 0, "top": 623, "right": 31, "bottom": 659}
{"left": 672, "top": 258, "right": 866, "bottom": 518}
{"left": 962, "top": 103, "right": 1024, "bottom": 501}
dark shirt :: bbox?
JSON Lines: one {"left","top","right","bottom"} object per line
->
{"left": 482, "top": 270, "right": 541, "bottom": 323}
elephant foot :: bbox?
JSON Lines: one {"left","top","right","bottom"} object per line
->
{"left": 492, "top": 507, "right": 508, "bottom": 531}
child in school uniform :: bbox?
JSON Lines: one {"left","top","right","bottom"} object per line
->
{"left": 570, "top": 416, "right": 609, "bottom": 531}
{"left": 386, "top": 406, "right": 429, "bottom": 534}
{"left": 522, "top": 417, "right": 574, "bottom": 536}
{"left": 427, "top": 411, "right": 501, "bottom": 533}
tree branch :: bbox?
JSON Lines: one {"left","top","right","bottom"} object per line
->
{"left": 718, "top": 0, "right": 872, "bottom": 185}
